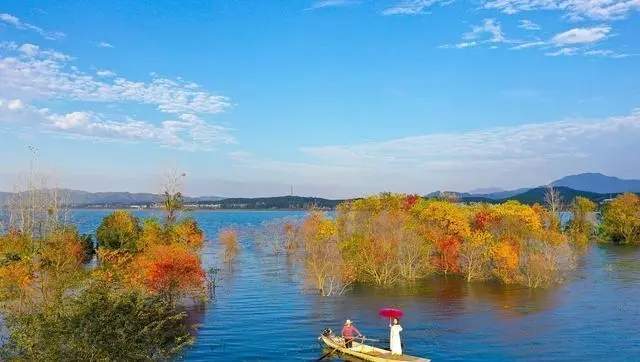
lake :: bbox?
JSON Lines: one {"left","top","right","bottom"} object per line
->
{"left": 70, "top": 209, "right": 640, "bottom": 361}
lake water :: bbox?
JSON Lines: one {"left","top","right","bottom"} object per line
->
{"left": 70, "top": 209, "right": 640, "bottom": 361}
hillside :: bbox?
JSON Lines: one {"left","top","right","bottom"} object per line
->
{"left": 495, "top": 186, "right": 613, "bottom": 205}
{"left": 195, "top": 196, "right": 342, "bottom": 210}
{"left": 551, "top": 173, "right": 640, "bottom": 194}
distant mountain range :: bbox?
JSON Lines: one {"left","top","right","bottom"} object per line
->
{"left": 430, "top": 172, "right": 640, "bottom": 205}
{"left": 0, "top": 189, "right": 224, "bottom": 207}
{"left": 551, "top": 173, "right": 640, "bottom": 194}
{"left": 1, "top": 173, "right": 638, "bottom": 209}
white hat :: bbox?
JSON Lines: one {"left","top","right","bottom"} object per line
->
{"left": 345, "top": 319, "right": 352, "bottom": 325}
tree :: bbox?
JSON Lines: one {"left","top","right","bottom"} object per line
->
{"left": 6, "top": 170, "right": 69, "bottom": 240}
{"left": 1, "top": 282, "right": 192, "bottom": 361}
{"left": 219, "top": 228, "right": 239, "bottom": 266}
{"left": 544, "top": 185, "right": 564, "bottom": 230}
{"left": 301, "top": 211, "right": 352, "bottom": 295}
{"left": 412, "top": 200, "right": 470, "bottom": 275}
{"left": 134, "top": 243, "right": 206, "bottom": 304}
{"left": 601, "top": 193, "right": 640, "bottom": 244}
{"left": 459, "top": 231, "right": 493, "bottom": 282}
{"left": 171, "top": 218, "right": 205, "bottom": 248}
{"left": 96, "top": 211, "right": 142, "bottom": 251}
{"left": 161, "top": 169, "right": 185, "bottom": 225}
{"left": 491, "top": 242, "right": 519, "bottom": 284}
{"left": 568, "top": 196, "right": 597, "bottom": 247}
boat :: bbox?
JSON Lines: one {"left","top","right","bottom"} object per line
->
{"left": 318, "top": 329, "right": 430, "bottom": 362}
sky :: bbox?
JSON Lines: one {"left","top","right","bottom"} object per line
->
{"left": 0, "top": 0, "right": 639, "bottom": 198}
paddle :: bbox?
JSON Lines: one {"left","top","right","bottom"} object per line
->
{"left": 316, "top": 346, "right": 338, "bottom": 361}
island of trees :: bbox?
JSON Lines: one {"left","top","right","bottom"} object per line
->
{"left": 284, "top": 191, "right": 640, "bottom": 296}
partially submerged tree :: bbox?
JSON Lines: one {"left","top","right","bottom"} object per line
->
{"left": 601, "top": 193, "right": 640, "bottom": 244}
{"left": 568, "top": 196, "right": 597, "bottom": 247}
{"left": 219, "top": 228, "right": 239, "bottom": 266}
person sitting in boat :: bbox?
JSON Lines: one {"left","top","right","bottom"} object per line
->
{"left": 389, "top": 318, "right": 403, "bottom": 355}
{"left": 341, "top": 319, "right": 362, "bottom": 349}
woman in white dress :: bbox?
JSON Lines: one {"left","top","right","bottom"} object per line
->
{"left": 389, "top": 318, "right": 403, "bottom": 355}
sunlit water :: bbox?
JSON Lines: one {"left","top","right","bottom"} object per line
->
{"left": 70, "top": 210, "right": 640, "bottom": 361}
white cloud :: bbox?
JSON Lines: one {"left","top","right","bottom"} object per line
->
{"left": 0, "top": 13, "right": 65, "bottom": 40}
{"left": 305, "top": 0, "right": 361, "bottom": 10}
{"left": 482, "top": 0, "right": 640, "bottom": 20}
{"left": 551, "top": 26, "right": 611, "bottom": 45}
{"left": 96, "top": 69, "right": 116, "bottom": 77}
{"left": 510, "top": 40, "right": 546, "bottom": 49}
{"left": 18, "top": 43, "right": 39, "bottom": 57}
{"left": 97, "top": 41, "right": 114, "bottom": 48}
{"left": 0, "top": 43, "right": 231, "bottom": 115}
{"left": 545, "top": 47, "right": 579, "bottom": 56}
{"left": 456, "top": 41, "right": 478, "bottom": 48}
{"left": 0, "top": 98, "right": 234, "bottom": 149}
{"left": 518, "top": 19, "right": 541, "bottom": 30}
{"left": 292, "top": 110, "right": 640, "bottom": 193}
{"left": 382, "top": 0, "right": 452, "bottom": 15}
{"left": 441, "top": 19, "right": 509, "bottom": 49}
{"left": 464, "top": 18, "right": 506, "bottom": 43}
{"left": 583, "top": 49, "right": 632, "bottom": 58}
{"left": 6, "top": 99, "right": 24, "bottom": 110}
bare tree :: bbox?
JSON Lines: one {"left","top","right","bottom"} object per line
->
{"left": 544, "top": 184, "right": 564, "bottom": 230}
{"left": 161, "top": 168, "right": 186, "bottom": 224}
{"left": 5, "top": 147, "right": 69, "bottom": 239}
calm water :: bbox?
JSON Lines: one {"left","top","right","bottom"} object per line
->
{"left": 70, "top": 210, "right": 640, "bottom": 361}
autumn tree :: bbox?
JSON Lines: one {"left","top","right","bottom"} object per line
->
{"left": 459, "top": 230, "right": 493, "bottom": 282}
{"left": 601, "top": 193, "right": 640, "bottom": 244}
{"left": 412, "top": 199, "right": 470, "bottom": 275}
{"left": 301, "top": 211, "right": 353, "bottom": 295}
{"left": 96, "top": 210, "right": 142, "bottom": 251}
{"left": 170, "top": 218, "right": 205, "bottom": 248}
{"left": 134, "top": 243, "right": 206, "bottom": 304}
{"left": 219, "top": 228, "right": 239, "bottom": 266}
{"left": 568, "top": 196, "right": 597, "bottom": 247}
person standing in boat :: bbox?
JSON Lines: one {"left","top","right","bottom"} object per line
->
{"left": 341, "top": 319, "right": 362, "bottom": 349}
{"left": 389, "top": 318, "right": 403, "bottom": 355}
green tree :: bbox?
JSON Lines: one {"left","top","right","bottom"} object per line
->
{"left": 96, "top": 210, "right": 142, "bottom": 251}
{"left": 1, "top": 282, "right": 192, "bottom": 361}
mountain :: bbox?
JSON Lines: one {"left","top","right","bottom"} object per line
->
{"left": 481, "top": 188, "right": 531, "bottom": 200}
{"left": 468, "top": 187, "right": 505, "bottom": 194}
{"left": 0, "top": 189, "right": 225, "bottom": 207}
{"left": 489, "top": 186, "right": 615, "bottom": 205}
{"left": 551, "top": 173, "right": 640, "bottom": 194}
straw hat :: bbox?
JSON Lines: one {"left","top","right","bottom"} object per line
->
{"left": 345, "top": 319, "right": 352, "bottom": 325}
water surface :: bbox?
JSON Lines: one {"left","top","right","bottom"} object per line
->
{"left": 70, "top": 210, "right": 640, "bottom": 361}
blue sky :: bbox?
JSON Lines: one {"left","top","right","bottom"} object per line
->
{"left": 1, "top": 0, "right": 639, "bottom": 198}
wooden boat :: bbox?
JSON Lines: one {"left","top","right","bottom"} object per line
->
{"left": 319, "top": 331, "right": 430, "bottom": 362}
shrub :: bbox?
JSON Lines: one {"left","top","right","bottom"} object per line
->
{"left": 1, "top": 283, "right": 192, "bottom": 361}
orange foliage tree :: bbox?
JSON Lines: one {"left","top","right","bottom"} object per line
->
{"left": 134, "top": 243, "right": 205, "bottom": 304}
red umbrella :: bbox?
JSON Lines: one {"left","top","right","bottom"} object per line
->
{"left": 378, "top": 307, "right": 404, "bottom": 320}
